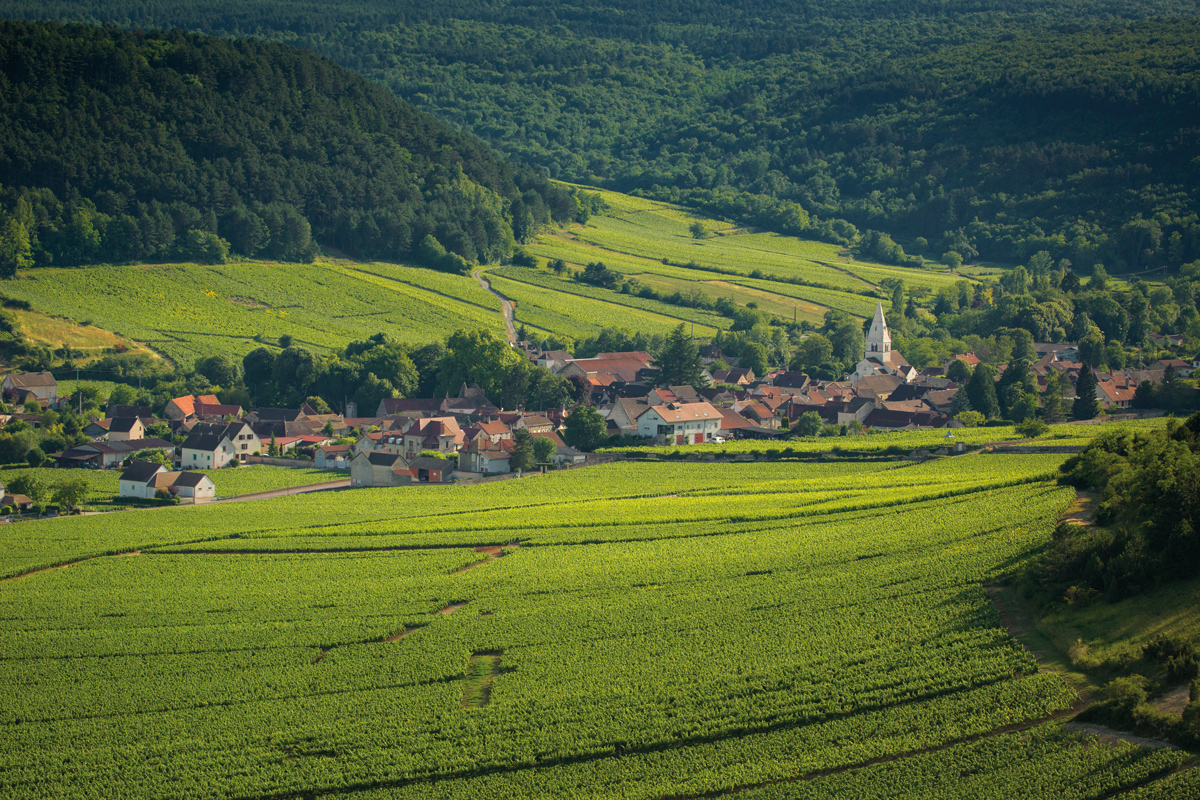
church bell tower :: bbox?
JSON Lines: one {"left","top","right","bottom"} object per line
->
{"left": 865, "top": 302, "right": 891, "bottom": 358}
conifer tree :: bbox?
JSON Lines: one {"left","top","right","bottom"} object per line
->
{"left": 656, "top": 324, "right": 703, "bottom": 387}
{"left": 966, "top": 364, "right": 1001, "bottom": 419}
{"left": 1073, "top": 363, "right": 1101, "bottom": 420}
{"left": 1041, "top": 369, "right": 1065, "bottom": 423}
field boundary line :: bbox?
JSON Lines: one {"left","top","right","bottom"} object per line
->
{"left": 0, "top": 549, "right": 143, "bottom": 583}
{"left": 491, "top": 268, "right": 732, "bottom": 328}
{"left": 336, "top": 264, "right": 502, "bottom": 314}
{"left": 472, "top": 268, "right": 517, "bottom": 344}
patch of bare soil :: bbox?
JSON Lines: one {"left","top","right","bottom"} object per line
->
{"left": 1060, "top": 490, "right": 1098, "bottom": 527}
{"left": 0, "top": 550, "right": 141, "bottom": 583}
{"left": 436, "top": 603, "right": 466, "bottom": 616}
{"left": 1064, "top": 722, "right": 1175, "bottom": 750}
{"left": 1154, "top": 685, "right": 1193, "bottom": 716}
{"left": 453, "top": 544, "right": 519, "bottom": 574}
{"left": 312, "top": 649, "right": 330, "bottom": 665}
{"left": 385, "top": 627, "right": 419, "bottom": 643}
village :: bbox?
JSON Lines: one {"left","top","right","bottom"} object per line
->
{"left": 0, "top": 303, "right": 1188, "bottom": 509}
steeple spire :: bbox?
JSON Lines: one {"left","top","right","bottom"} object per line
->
{"left": 865, "top": 302, "right": 891, "bottom": 357}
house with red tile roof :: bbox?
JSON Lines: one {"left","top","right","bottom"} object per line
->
{"left": 164, "top": 394, "right": 221, "bottom": 421}
{"left": 316, "top": 444, "right": 353, "bottom": 469}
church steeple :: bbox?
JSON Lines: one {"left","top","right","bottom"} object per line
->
{"left": 865, "top": 302, "right": 891, "bottom": 357}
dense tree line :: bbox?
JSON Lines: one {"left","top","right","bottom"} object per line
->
{"left": 0, "top": 21, "right": 580, "bottom": 274}
{"left": 1032, "top": 417, "right": 1200, "bottom": 605}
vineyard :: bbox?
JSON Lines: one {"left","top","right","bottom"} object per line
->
{"left": 3, "top": 260, "right": 504, "bottom": 364}
{"left": 602, "top": 419, "right": 1171, "bottom": 457}
{"left": 2, "top": 184, "right": 985, "bottom": 359}
{"left": 0, "top": 454, "right": 1194, "bottom": 798}
{"left": 488, "top": 272, "right": 724, "bottom": 340}
{"left": 524, "top": 185, "right": 970, "bottom": 328}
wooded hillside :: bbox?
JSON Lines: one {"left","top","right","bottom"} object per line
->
{"left": 7, "top": 1, "right": 1199, "bottom": 272}
{"left": 0, "top": 20, "right": 578, "bottom": 273}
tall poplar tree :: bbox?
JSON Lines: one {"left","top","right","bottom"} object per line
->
{"left": 1073, "top": 363, "right": 1101, "bottom": 420}
{"left": 1041, "top": 369, "right": 1065, "bottom": 423}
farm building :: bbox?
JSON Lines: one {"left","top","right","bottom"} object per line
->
{"left": 118, "top": 464, "right": 217, "bottom": 500}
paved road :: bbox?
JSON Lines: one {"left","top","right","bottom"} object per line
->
{"left": 472, "top": 268, "right": 518, "bottom": 345}
{"left": 209, "top": 478, "right": 351, "bottom": 503}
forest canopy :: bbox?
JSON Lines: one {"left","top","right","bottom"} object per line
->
{"left": 5, "top": 2, "right": 1199, "bottom": 272}
{"left": 0, "top": 20, "right": 579, "bottom": 274}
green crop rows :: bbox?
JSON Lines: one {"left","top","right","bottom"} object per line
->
{"left": 603, "top": 419, "right": 1171, "bottom": 457}
{"left": 490, "top": 265, "right": 732, "bottom": 329}
{"left": 523, "top": 183, "right": 973, "bottom": 328}
{"left": 1, "top": 453, "right": 1192, "bottom": 797}
{"left": 5, "top": 260, "right": 503, "bottom": 364}
{"left": 489, "top": 273, "right": 721, "bottom": 339}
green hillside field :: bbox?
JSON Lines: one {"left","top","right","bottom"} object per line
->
{"left": 1, "top": 259, "right": 505, "bottom": 365}
{"left": 2, "top": 184, "right": 963, "bottom": 362}
{"left": 0, "top": 453, "right": 1196, "bottom": 798}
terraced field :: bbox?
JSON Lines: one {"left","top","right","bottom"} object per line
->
{"left": 1, "top": 454, "right": 1194, "bottom": 798}
{"left": 490, "top": 265, "right": 732, "bottom": 331}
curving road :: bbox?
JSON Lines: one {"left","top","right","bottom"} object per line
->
{"left": 472, "top": 268, "right": 518, "bottom": 345}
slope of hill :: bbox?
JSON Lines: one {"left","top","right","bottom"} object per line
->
{"left": 0, "top": 455, "right": 1197, "bottom": 797}
{"left": 7, "top": 2, "right": 1199, "bottom": 273}
{"left": 0, "top": 259, "right": 506, "bottom": 364}
{"left": 0, "top": 20, "right": 578, "bottom": 273}
{"left": 0, "top": 183, "right": 923, "bottom": 361}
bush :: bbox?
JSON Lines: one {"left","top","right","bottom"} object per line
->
{"left": 26, "top": 445, "right": 45, "bottom": 468}
{"left": 1015, "top": 419, "right": 1050, "bottom": 438}
{"left": 1101, "top": 675, "right": 1149, "bottom": 711}
{"left": 955, "top": 410, "right": 985, "bottom": 428}
{"left": 1145, "top": 635, "right": 1200, "bottom": 682}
